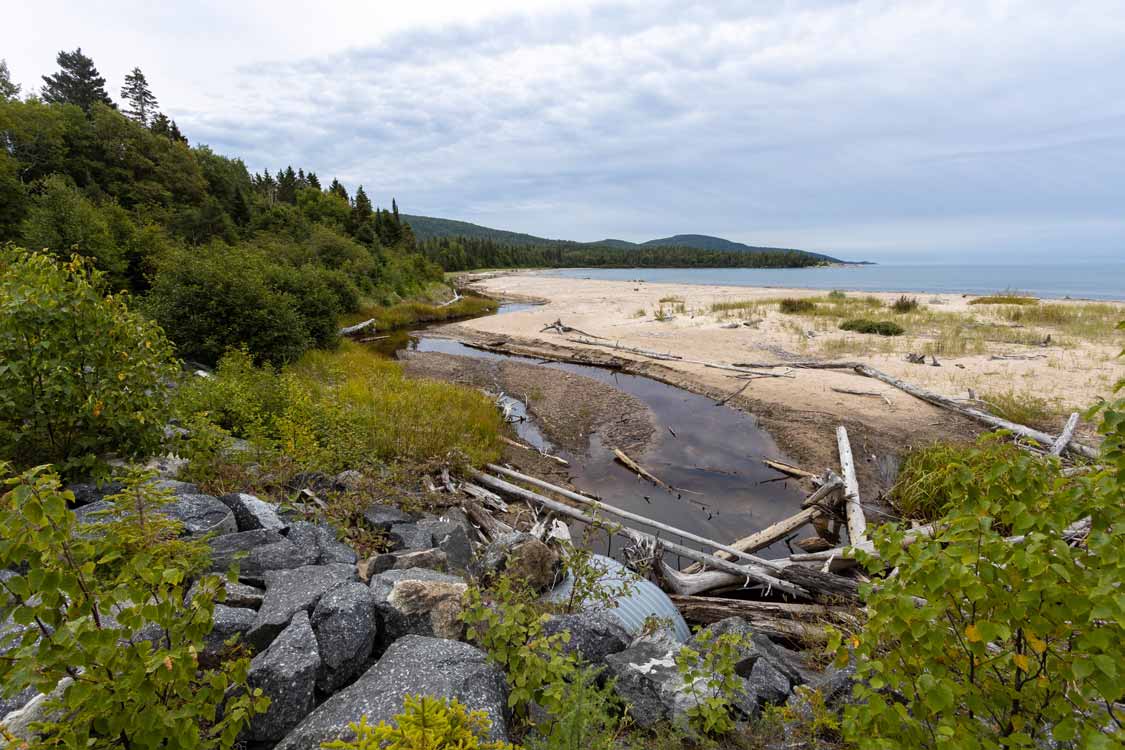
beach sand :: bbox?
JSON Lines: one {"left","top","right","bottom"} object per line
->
{"left": 438, "top": 272, "right": 1122, "bottom": 490}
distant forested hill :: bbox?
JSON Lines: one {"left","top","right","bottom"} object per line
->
{"left": 402, "top": 214, "right": 840, "bottom": 268}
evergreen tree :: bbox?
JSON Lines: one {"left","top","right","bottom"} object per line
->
{"left": 392, "top": 197, "right": 400, "bottom": 224}
{"left": 297, "top": 168, "right": 307, "bottom": 189}
{"left": 328, "top": 178, "right": 348, "bottom": 202}
{"left": 0, "top": 59, "right": 20, "bottom": 101}
{"left": 168, "top": 119, "right": 187, "bottom": 144}
{"left": 120, "top": 67, "right": 158, "bottom": 125}
{"left": 277, "top": 166, "right": 298, "bottom": 204}
{"left": 41, "top": 48, "right": 115, "bottom": 113}
{"left": 307, "top": 171, "right": 321, "bottom": 190}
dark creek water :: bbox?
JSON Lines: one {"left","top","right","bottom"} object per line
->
{"left": 380, "top": 303, "right": 809, "bottom": 560}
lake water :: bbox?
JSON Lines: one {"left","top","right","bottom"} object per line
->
{"left": 538, "top": 264, "right": 1125, "bottom": 301}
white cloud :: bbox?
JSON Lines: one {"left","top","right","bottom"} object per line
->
{"left": 5, "top": 0, "right": 1125, "bottom": 259}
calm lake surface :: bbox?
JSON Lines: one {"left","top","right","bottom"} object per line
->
{"left": 539, "top": 264, "right": 1125, "bottom": 301}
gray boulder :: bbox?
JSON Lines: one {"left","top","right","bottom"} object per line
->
{"left": 471, "top": 532, "right": 560, "bottom": 592}
{"left": 604, "top": 633, "right": 707, "bottom": 729}
{"left": 331, "top": 470, "right": 364, "bottom": 491}
{"left": 368, "top": 568, "right": 467, "bottom": 646}
{"left": 149, "top": 479, "right": 200, "bottom": 495}
{"left": 418, "top": 517, "right": 473, "bottom": 571}
{"left": 187, "top": 578, "right": 265, "bottom": 611}
{"left": 219, "top": 492, "right": 287, "bottom": 532}
{"left": 543, "top": 610, "right": 631, "bottom": 664}
{"left": 362, "top": 503, "right": 413, "bottom": 530}
{"left": 248, "top": 611, "right": 321, "bottom": 743}
{"left": 207, "top": 530, "right": 318, "bottom": 585}
{"left": 160, "top": 493, "right": 237, "bottom": 537}
{"left": 248, "top": 564, "right": 358, "bottom": 650}
{"left": 65, "top": 481, "right": 124, "bottom": 507}
{"left": 273, "top": 636, "right": 508, "bottom": 750}
{"left": 286, "top": 522, "right": 357, "bottom": 566}
{"left": 747, "top": 657, "right": 791, "bottom": 708}
{"left": 201, "top": 604, "right": 256, "bottom": 667}
{"left": 311, "top": 582, "right": 378, "bottom": 693}
{"left": 388, "top": 522, "right": 432, "bottom": 551}
{"left": 367, "top": 548, "right": 449, "bottom": 577}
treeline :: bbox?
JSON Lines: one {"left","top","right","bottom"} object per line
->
{"left": 418, "top": 236, "right": 829, "bottom": 271}
{"left": 0, "top": 50, "right": 440, "bottom": 366}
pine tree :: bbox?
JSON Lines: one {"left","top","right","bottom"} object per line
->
{"left": 0, "top": 59, "right": 20, "bottom": 101}
{"left": 328, "top": 178, "right": 348, "bottom": 202}
{"left": 307, "top": 172, "right": 322, "bottom": 190}
{"left": 41, "top": 48, "right": 115, "bottom": 113}
{"left": 120, "top": 67, "right": 159, "bottom": 125}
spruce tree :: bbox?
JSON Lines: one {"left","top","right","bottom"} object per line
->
{"left": 277, "top": 166, "right": 298, "bottom": 204}
{"left": 328, "top": 178, "right": 349, "bottom": 202}
{"left": 168, "top": 119, "right": 187, "bottom": 143}
{"left": 120, "top": 67, "right": 159, "bottom": 125}
{"left": 307, "top": 172, "right": 322, "bottom": 190}
{"left": 392, "top": 197, "right": 400, "bottom": 224}
{"left": 0, "top": 59, "right": 20, "bottom": 101}
{"left": 41, "top": 48, "right": 115, "bottom": 113}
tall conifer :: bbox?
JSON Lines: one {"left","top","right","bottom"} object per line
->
{"left": 41, "top": 48, "right": 115, "bottom": 112}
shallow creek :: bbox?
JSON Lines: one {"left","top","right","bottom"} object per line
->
{"left": 376, "top": 303, "right": 810, "bottom": 560}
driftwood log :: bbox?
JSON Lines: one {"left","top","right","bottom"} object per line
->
{"left": 763, "top": 459, "right": 818, "bottom": 480}
{"left": 836, "top": 426, "right": 867, "bottom": 544}
{"left": 613, "top": 448, "right": 672, "bottom": 490}
{"left": 1049, "top": 412, "right": 1080, "bottom": 456}
{"left": 339, "top": 318, "right": 375, "bottom": 336}
{"left": 670, "top": 596, "right": 840, "bottom": 643}
{"left": 462, "top": 500, "right": 512, "bottom": 541}
{"left": 853, "top": 365, "right": 1098, "bottom": 460}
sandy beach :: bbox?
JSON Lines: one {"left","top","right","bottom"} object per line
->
{"left": 440, "top": 271, "right": 1123, "bottom": 492}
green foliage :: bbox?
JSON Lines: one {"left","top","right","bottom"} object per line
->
{"left": 835, "top": 421, "right": 1125, "bottom": 748}
{"left": 342, "top": 295, "right": 499, "bottom": 333}
{"left": 827, "top": 289, "right": 847, "bottom": 300}
{"left": 889, "top": 440, "right": 1031, "bottom": 522}
{"left": 674, "top": 628, "right": 750, "bottom": 736}
{"left": 969, "top": 294, "right": 1039, "bottom": 305}
{"left": 0, "top": 465, "right": 268, "bottom": 748}
{"left": 891, "top": 295, "right": 919, "bottom": 313}
{"left": 779, "top": 297, "right": 817, "bottom": 314}
{"left": 522, "top": 665, "right": 623, "bottom": 750}
{"left": 40, "top": 48, "right": 114, "bottom": 113}
{"left": 838, "top": 319, "right": 904, "bottom": 336}
{"left": 321, "top": 695, "right": 514, "bottom": 750}
{"left": 0, "top": 249, "right": 177, "bottom": 477}
{"left": 557, "top": 544, "right": 635, "bottom": 614}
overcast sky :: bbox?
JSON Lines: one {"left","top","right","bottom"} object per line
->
{"left": 5, "top": 0, "right": 1125, "bottom": 262}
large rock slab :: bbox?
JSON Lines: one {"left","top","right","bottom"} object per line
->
{"left": 368, "top": 568, "right": 467, "bottom": 646}
{"left": 362, "top": 503, "right": 414, "bottom": 530}
{"left": 418, "top": 517, "right": 473, "bottom": 571}
{"left": 219, "top": 492, "right": 287, "bottom": 532}
{"left": 311, "top": 582, "right": 378, "bottom": 693}
{"left": 248, "top": 611, "right": 321, "bottom": 743}
{"left": 73, "top": 493, "right": 236, "bottom": 538}
{"left": 273, "top": 636, "right": 508, "bottom": 750}
{"left": 286, "top": 521, "right": 357, "bottom": 566}
{"left": 543, "top": 610, "right": 631, "bottom": 664}
{"left": 604, "top": 633, "right": 704, "bottom": 728}
{"left": 207, "top": 530, "right": 318, "bottom": 585}
{"left": 248, "top": 564, "right": 358, "bottom": 650}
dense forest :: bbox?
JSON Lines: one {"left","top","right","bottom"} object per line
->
{"left": 417, "top": 236, "right": 830, "bottom": 271}
{"left": 0, "top": 49, "right": 440, "bottom": 366}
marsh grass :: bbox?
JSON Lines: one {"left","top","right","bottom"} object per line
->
{"left": 969, "top": 294, "right": 1038, "bottom": 306}
{"left": 779, "top": 298, "right": 817, "bottom": 314}
{"left": 1001, "top": 302, "right": 1125, "bottom": 341}
{"left": 890, "top": 440, "right": 1031, "bottom": 521}
{"left": 340, "top": 294, "right": 499, "bottom": 331}
{"left": 891, "top": 295, "right": 919, "bottom": 313}
{"left": 176, "top": 343, "right": 504, "bottom": 476}
{"left": 979, "top": 388, "right": 1063, "bottom": 432}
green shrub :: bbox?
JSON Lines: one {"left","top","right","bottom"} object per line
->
{"left": 0, "top": 465, "right": 268, "bottom": 748}
{"left": 827, "top": 290, "right": 847, "bottom": 300}
{"left": 322, "top": 695, "right": 514, "bottom": 750}
{"left": 675, "top": 628, "right": 751, "bottom": 735}
{"left": 891, "top": 295, "right": 919, "bottom": 313}
{"left": 341, "top": 295, "right": 499, "bottom": 333}
{"left": 838, "top": 319, "right": 904, "bottom": 336}
{"left": 779, "top": 298, "right": 816, "bottom": 314}
{"left": 0, "top": 249, "right": 177, "bottom": 477}
{"left": 144, "top": 243, "right": 314, "bottom": 366}
{"left": 835, "top": 421, "right": 1125, "bottom": 747}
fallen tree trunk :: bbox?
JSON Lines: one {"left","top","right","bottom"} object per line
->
{"left": 836, "top": 426, "right": 867, "bottom": 544}
{"left": 763, "top": 459, "right": 818, "bottom": 480}
{"left": 500, "top": 436, "right": 570, "bottom": 466}
{"left": 567, "top": 337, "right": 794, "bottom": 378}
{"left": 462, "top": 500, "right": 512, "bottom": 541}
{"left": 853, "top": 365, "right": 1098, "bottom": 460}
{"left": 669, "top": 594, "right": 856, "bottom": 624}
{"left": 670, "top": 596, "right": 834, "bottom": 643}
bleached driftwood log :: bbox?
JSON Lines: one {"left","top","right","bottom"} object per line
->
{"left": 853, "top": 365, "right": 1098, "bottom": 460}
{"left": 461, "top": 482, "right": 508, "bottom": 512}
{"left": 339, "top": 318, "right": 376, "bottom": 336}
{"left": 462, "top": 500, "right": 512, "bottom": 541}
{"left": 566, "top": 337, "right": 794, "bottom": 378}
{"left": 500, "top": 436, "right": 570, "bottom": 466}
{"left": 438, "top": 290, "right": 463, "bottom": 307}
{"left": 836, "top": 426, "right": 867, "bottom": 544}
{"left": 1049, "top": 412, "right": 1080, "bottom": 456}
{"left": 669, "top": 594, "right": 857, "bottom": 633}
{"left": 613, "top": 448, "right": 673, "bottom": 489}
{"left": 763, "top": 459, "right": 818, "bottom": 480}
